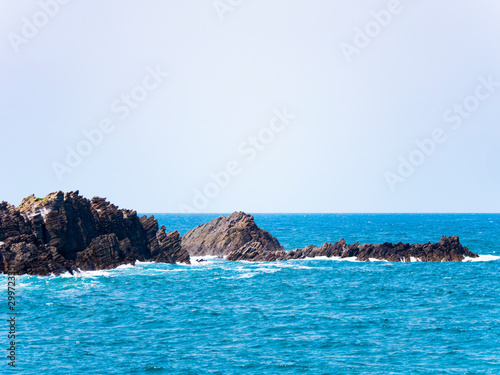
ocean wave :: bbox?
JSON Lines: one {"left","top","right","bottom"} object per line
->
{"left": 221, "top": 272, "right": 257, "bottom": 279}
{"left": 254, "top": 267, "right": 281, "bottom": 273}
{"left": 2, "top": 252, "right": 499, "bottom": 281}
{"left": 463, "top": 254, "right": 500, "bottom": 262}
{"left": 115, "top": 264, "right": 135, "bottom": 270}
{"left": 56, "top": 264, "right": 136, "bottom": 278}
{"left": 72, "top": 270, "right": 114, "bottom": 278}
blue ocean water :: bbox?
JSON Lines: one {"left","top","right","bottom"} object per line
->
{"left": 2, "top": 214, "right": 499, "bottom": 374}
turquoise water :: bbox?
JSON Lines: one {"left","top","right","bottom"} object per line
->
{"left": 2, "top": 214, "right": 500, "bottom": 374}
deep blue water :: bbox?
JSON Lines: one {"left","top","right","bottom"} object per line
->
{"left": 2, "top": 214, "right": 499, "bottom": 374}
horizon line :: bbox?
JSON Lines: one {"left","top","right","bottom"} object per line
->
{"left": 138, "top": 212, "right": 500, "bottom": 215}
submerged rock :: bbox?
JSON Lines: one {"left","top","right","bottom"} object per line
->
{"left": 0, "top": 191, "right": 190, "bottom": 276}
{"left": 181, "top": 211, "right": 284, "bottom": 257}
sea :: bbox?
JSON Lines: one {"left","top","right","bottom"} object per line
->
{"left": 2, "top": 214, "right": 499, "bottom": 374}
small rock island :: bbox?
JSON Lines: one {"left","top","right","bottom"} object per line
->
{"left": 0, "top": 191, "right": 478, "bottom": 276}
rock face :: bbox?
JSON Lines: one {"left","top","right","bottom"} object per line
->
{"left": 0, "top": 191, "right": 190, "bottom": 276}
{"left": 181, "top": 212, "right": 284, "bottom": 257}
{"left": 227, "top": 236, "right": 479, "bottom": 262}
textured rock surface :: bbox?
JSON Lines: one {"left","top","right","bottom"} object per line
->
{"left": 227, "top": 236, "right": 478, "bottom": 262}
{"left": 0, "top": 191, "right": 190, "bottom": 275}
{"left": 181, "top": 212, "right": 284, "bottom": 257}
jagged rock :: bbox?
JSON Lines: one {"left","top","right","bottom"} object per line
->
{"left": 0, "top": 196, "right": 481, "bottom": 274}
{"left": 181, "top": 212, "right": 284, "bottom": 257}
{"left": 0, "top": 234, "right": 77, "bottom": 276}
{"left": 75, "top": 234, "right": 123, "bottom": 271}
{"left": 227, "top": 235, "right": 478, "bottom": 262}
{"left": 185, "top": 212, "right": 478, "bottom": 263}
{"left": 227, "top": 242, "right": 278, "bottom": 261}
{"left": 0, "top": 202, "right": 32, "bottom": 239}
{"left": 0, "top": 191, "right": 190, "bottom": 275}
{"left": 152, "top": 228, "right": 189, "bottom": 264}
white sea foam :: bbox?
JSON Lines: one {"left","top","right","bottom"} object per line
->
{"left": 410, "top": 257, "right": 422, "bottom": 262}
{"left": 254, "top": 267, "right": 280, "bottom": 273}
{"left": 77, "top": 270, "right": 111, "bottom": 277}
{"left": 222, "top": 272, "right": 257, "bottom": 279}
{"left": 369, "top": 258, "right": 389, "bottom": 262}
{"left": 58, "top": 271, "right": 76, "bottom": 278}
{"left": 463, "top": 254, "right": 500, "bottom": 262}
{"left": 300, "top": 256, "right": 334, "bottom": 261}
{"left": 115, "top": 264, "right": 135, "bottom": 270}
{"left": 64, "top": 268, "right": 119, "bottom": 278}
{"left": 238, "top": 272, "right": 256, "bottom": 278}
{"left": 235, "top": 266, "right": 252, "bottom": 272}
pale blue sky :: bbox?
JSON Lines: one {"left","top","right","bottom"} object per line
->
{"left": 0, "top": 0, "right": 499, "bottom": 213}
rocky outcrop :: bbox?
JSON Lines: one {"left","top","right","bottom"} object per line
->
{"left": 0, "top": 191, "right": 190, "bottom": 276}
{"left": 181, "top": 212, "right": 284, "bottom": 257}
{"left": 0, "top": 197, "right": 480, "bottom": 275}
{"left": 182, "top": 211, "right": 478, "bottom": 263}
{"left": 227, "top": 236, "right": 478, "bottom": 262}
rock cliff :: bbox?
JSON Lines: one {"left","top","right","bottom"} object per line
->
{"left": 0, "top": 191, "right": 190, "bottom": 275}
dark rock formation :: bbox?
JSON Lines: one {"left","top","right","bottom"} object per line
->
{"left": 227, "top": 236, "right": 479, "bottom": 262}
{"left": 0, "top": 191, "right": 190, "bottom": 276}
{"left": 153, "top": 228, "right": 190, "bottom": 265}
{"left": 0, "top": 199, "right": 480, "bottom": 275}
{"left": 181, "top": 212, "right": 284, "bottom": 257}
{"left": 182, "top": 211, "right": 477, "bottom": 263}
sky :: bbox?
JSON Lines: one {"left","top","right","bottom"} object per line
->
{"left": 0, "top": 0, "right": 499, "bottom": 213}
